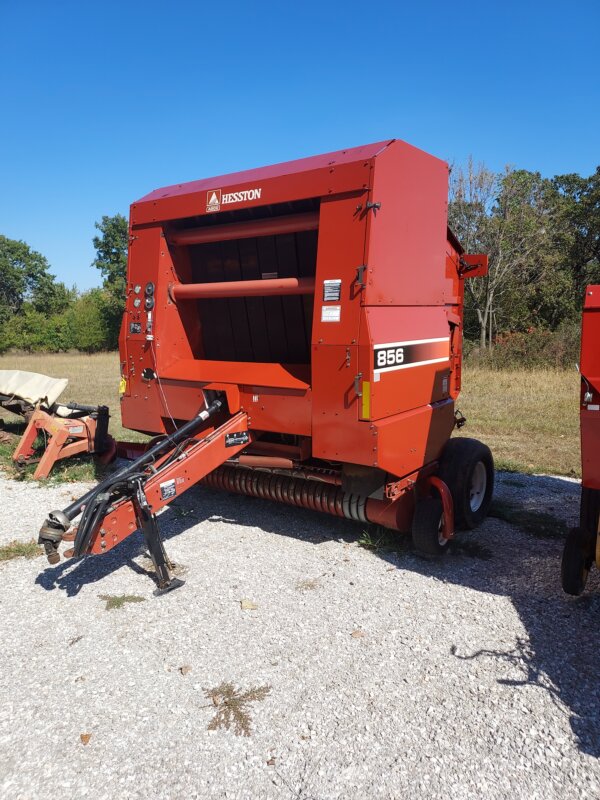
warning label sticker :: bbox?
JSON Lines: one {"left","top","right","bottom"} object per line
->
{"left": 160, "top": 479, "right": 177, "bottom": 500}
{"left": 321, "top": 305, "right": 341, "bottom": 323}
{"left": 225, "top": 431, "right": 250, "bottom": 447}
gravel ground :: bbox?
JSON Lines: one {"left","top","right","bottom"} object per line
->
{"left": 0, "top": 469, "right": 599, "bottom": 799}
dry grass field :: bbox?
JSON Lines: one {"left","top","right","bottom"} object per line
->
{"left": 457, "top": 366, "right": 580, "bottom": 477}
{"left": 0, "top": 352, "right": 581, "bottom": 478}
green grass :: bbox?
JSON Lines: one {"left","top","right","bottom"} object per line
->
{"left": 0, "top": 354, "right": 582, "bottom": 479}
{"left": 98, "top": 593, "right": 146, "bottom": 611}
{"left": 0, "top": 539, "right": 43, "bottom": 562}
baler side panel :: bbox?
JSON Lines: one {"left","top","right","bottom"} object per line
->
{"left": 311, "top": 193, "right": 373, "bottom": 463}
{"left": 359, "top": 306, "right": 452, "bottom": 421}
{"left": 374, "top": 398, "right": 456, "bottom": 476}
{"left": 581, "top": 286, "right": 600, "bottom": 490}
{"left": 364, "top": 141, "right": 449, "bottom": 306}
{"left": 120, "top": 225, "right": 170, "bottom": 434}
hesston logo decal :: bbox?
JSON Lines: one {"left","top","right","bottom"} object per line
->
{"left": 373, "top": 337, "right": 450, "bottom": 374}
{"left": 206, "top": 189, "right": 221, "bottom": 213}
{"left": 206, "top": 187, "right": 262, "bottom": 213}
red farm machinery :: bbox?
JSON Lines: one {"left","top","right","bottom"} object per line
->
{"left": 562, "top": 285, "right": 600, "bottom": 595}
{"left": 38, "top": 139, "right": 494, "bottom": 593}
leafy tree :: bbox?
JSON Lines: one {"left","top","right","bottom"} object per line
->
{"left": 0, "top": 235, "right": 57, "bottom": 324}
{"left": 65, "top": 290, "right": 111, "bottom": 352}
{"left": 92, "top": 214, "right": 129, "bottom": 297}
{"left": 449, "top": 162, "right": 567, "bottom": 348}
{"left": 32, "top": 279, "right": 77, "bottom": 316}
{"left": 552, "top": 168, "right": 600, "bottom": 295}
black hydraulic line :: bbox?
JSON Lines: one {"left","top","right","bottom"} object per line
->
{"left": 38, "top": 397, "right": 224, "bottom": 563}
{"left": 64, "top": 398, "right": 223, "bottom": 521}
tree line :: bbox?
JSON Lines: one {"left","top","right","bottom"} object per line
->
{"left": 449, "top": 161, "right": 599, "bottom": 366}
{"left": 0, "top": 160, "right": 598, "bottom": 364}
{"left": 0, "top": 215, "right": 128, "bottom": 353}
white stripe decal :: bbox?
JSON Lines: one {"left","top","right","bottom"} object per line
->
{"left": 375, "top": 356, "right": 450, "bottom": 375}
{"left": 373, "top": 337, "right": 450, "bottom": 350}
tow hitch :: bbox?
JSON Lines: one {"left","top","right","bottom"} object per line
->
{"left": 38, "top": 397, "right": 253, "bottom": 593}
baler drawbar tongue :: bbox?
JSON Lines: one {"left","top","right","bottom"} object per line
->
{"left": 38, "top": 396, "right": 250, "bottom": 594}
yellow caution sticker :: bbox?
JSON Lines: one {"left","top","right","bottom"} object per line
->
{"left": 119, "top": 376, "right": 127, "bottom": 396}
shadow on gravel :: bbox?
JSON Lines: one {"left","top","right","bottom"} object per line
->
{"left": 401, "top": 473, "right": 600, "bottom": 760}
{"left": 34, "top": 471, "right": 600, "bottom": 757}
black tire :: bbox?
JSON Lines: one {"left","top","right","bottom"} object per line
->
{"left": 561, "top": 526, "right": 595, "bottom": 596}
{"left": 437, "top": 437, "right": 494, "bottom": 530}
{"left": 412, "top": 496, "right": 448, "bottom": 557}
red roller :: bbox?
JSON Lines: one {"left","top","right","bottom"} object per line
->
{"left": 169, "top": 212, "right": 319, "bottom": 246}
{"left": 171, "top": 277, "right": 314, "bottom": 300}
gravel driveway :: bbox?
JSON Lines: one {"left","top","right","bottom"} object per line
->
{"left": 0, "top": 470, "right": 599, "bottom": 799}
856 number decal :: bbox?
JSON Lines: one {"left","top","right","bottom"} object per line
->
{"left": 375, "top": 347, "right": 404, "bottom": 369}
{"left": 373, "top": 338, "right": 451, "bottom": 374}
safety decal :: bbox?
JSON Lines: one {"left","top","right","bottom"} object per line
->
{"left": 160, "top": 479, "right": 177, "bottom": 500}
{"left": 321, "top": 305, "right": 341, "bottom": 322}
{"left": 373, "top": 337, "right": 450, "bottom": 374}
{"left": 225, "top": 431, "right": 250, "bottom": 447}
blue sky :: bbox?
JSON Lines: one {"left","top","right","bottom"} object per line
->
{"left": 1, "top": 0, "right": 598, "bottom": 290}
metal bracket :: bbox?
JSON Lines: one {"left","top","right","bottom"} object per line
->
{"left": 366, "top": 201, "right": 381, "bottom": 211}
{"left": 356, "top": 265, "right": 367, "bottom": 289}
{"left": 454, "top": 409, "right": 467, "bottom": 429}
{"left": 354, "top": 373, "right": 363, "bottom": 398}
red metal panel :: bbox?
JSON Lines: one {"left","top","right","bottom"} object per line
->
{"left": 364, "top": 140, "right": 449, "bottom": 306}
{"left": 581, "top": 285, "right": 600, "bottom": 489}
{"left": 311, "top": 195, "right": 367, "bottom": 346}
{"left": 358, "top": 306, "right": 453, "bottom": 421}
{"left": 311, "top": 344, "right": 374, "bottom": 464}
{"left": 374, "top": 400, "right": 456, "bottom": 477}
{"left": 160, "top": 359, "right": 310, "bottom": 390}
{"left": 242, "top": 386, "right": 312, "bottom": 436}
{"left": 132, "top": 158, "right": 377, "bottom": 226}
{"left": 137, "top": 141, "right": 391, "bottom": 204}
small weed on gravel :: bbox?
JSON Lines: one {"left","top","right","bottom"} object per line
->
{"left": 358, "top": 527, "right": 412, "bottom": 556}
{"left": 489, "top": 500, "right": 567, "bottom": 539}
{"left": 204, "top": 682, "right": 271, "bottom": 737}
{"left": 99, "top": 594, "right": 146, "bottom": 611}
{"left": 0, "top": 539, "right": 42, "bottom": 562}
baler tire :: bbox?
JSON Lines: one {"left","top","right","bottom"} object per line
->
{"left": 438, "top": 438, "right": 494, "bottom": 530}
{"left": 561, "top": 526, "right": 594, "bottom": 596}
{"left": 412, "top": 496, "right": 448, "bottom": 558}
